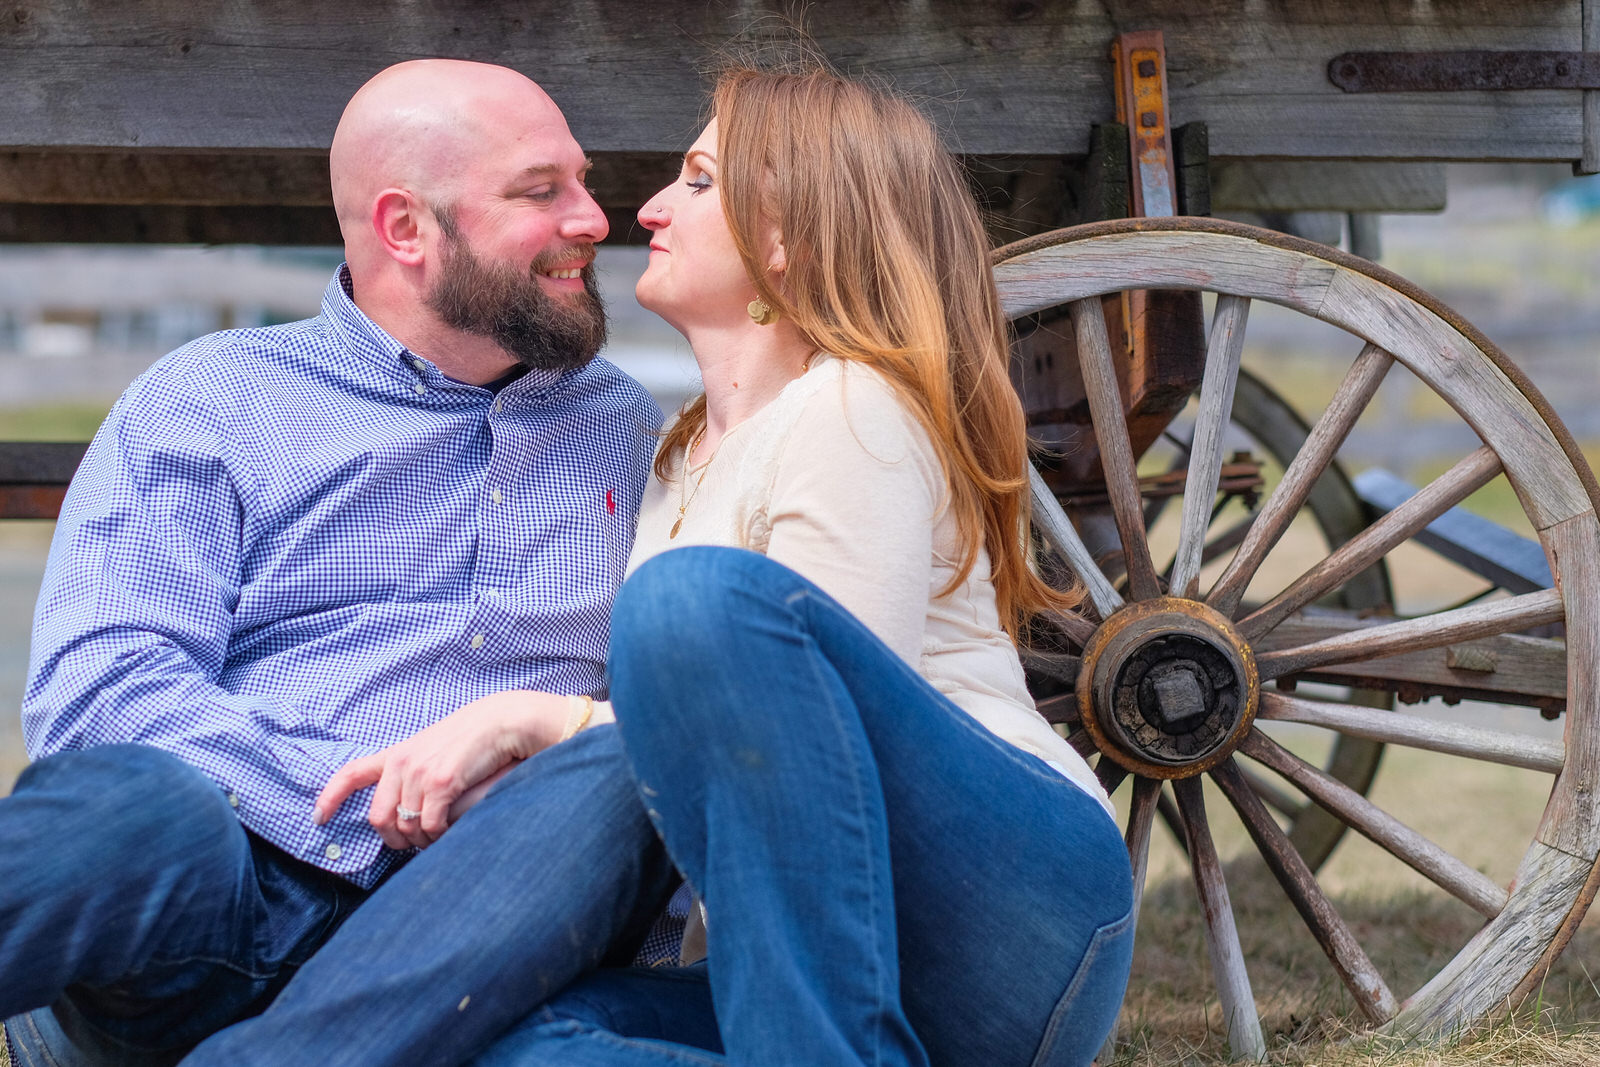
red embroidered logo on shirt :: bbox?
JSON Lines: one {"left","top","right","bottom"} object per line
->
{"left": 606, "top": 489, "right": 616, "bottom": 514}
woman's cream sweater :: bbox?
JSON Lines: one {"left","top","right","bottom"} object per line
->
{"left": 625, "top": 355, "right": 1109, "bottom": 816}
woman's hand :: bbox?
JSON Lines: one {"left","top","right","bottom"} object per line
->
{"left": 313, "top": 690, "right": 569, "bottom": 850}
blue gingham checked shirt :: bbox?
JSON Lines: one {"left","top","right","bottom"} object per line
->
{"left": 23, "top": 267, "right": 662, "bottom": 886}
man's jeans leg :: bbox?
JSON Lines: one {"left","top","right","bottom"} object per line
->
{"left": 470, "top": 965, "right": 722, "bottom": 1067}
{"left": 608, "top": 548, "right": 1135, "bottom": 1067}
{"left": 182, "top": 724, "right": 678, "bottom": 1067}
{"left": 0, "top": 745, "right": 365, "bottom": 1066}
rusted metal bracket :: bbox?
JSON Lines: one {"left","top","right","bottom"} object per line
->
{"left": 1330, "top": 51, "right": 1600, "bottom": 92}
{"left": 1113, "top": 31, "right": 1179, "bottom": 217}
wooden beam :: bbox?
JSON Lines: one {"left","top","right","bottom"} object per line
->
{"left": 1210, "top": 161, "right": 1446, "bottom": 213}
{"left": 1582, "top": 0, "right": 1600, "bottom": 173}
{"left": 0, "top": 204, "right": 343, "bottom": 244}
{"left": 0, "top": 151, "right": 333, "bottom": 206}
{"left": 0, "top": 1, "right": 1585, "bottom": 163}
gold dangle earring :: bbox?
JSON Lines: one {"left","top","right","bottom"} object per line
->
{"left": 747, "top": 296, "right": 779, "bottom": 327}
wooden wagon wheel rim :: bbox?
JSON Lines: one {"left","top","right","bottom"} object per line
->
{"left": 993, "top": 216, "right": 1600, "bottom": 1052}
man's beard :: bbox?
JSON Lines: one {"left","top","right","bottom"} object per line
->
{"left": 425, "top": 214, "right": 608, "bottom": 373}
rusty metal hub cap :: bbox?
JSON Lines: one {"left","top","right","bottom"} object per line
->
{"left": 1077, "top": 598, "right": 1260, "bottom": 779}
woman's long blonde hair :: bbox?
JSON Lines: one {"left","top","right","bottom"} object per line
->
{"left": 657, "top": 64, "right": 1083, "bottom": 634}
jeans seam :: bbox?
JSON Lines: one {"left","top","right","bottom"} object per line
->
{"left": 792, "top": 587, "right": 893, "bottom": 1067}
{"left": 1028, "top": 906, "right": 1137, "bottom": 1067}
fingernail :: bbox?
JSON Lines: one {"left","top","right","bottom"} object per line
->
{"left": 312, "top": 808, "right": 325, "bottom": 825}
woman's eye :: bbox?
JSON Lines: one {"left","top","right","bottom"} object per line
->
{"left": 687, "top": 174, "right": 713, "bottom": 194}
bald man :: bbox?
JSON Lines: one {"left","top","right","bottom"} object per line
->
{"left": 2, "top": 61, "right": 680, "bottom": 1066}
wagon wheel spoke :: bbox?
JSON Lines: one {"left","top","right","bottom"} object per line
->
{"left": 1255, "top": 588, "right": 1564, "bottom": 680}
{"left": 1066, "top": 726, "right": 1098, "bottom": 759}
{"left": 1238, "top": 729, "right": 1510, "bottom": 917}
{"left": 1238, "top": 763, "right": 1306, "bottom": 819}
{"left": 1126, "top": 777, "right": 1161, "bottom": 918}
{"left": 1258, "top": 692, "right": 1563, "bottom": 773}
{"left": 1207, "top": 343, "right": 1395, "bottom": 617}
{"left": 1069, "top": 297, "right": 1162, "bottom": 601}
{"left": 1211, "top": 759, "right": 1400, "bottom": 1024}
{"left": 1030, "top": 466, "right": 1123, "bottom": 620}
{"left": 1170, "top": 295, "right": 1251, "bottom": 599}
{"left": 1239, "top": 445, "right": 1504, "bottom": 641}
{"left": 1172, "top": 777, "right": 1268, "bottom": 1060}
{"left": 1096, "top": 756, "right": 1131, "bottom": 796}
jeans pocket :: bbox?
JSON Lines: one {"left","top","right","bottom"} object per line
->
{"left": 1028, "top": 905, "right": 1137, "bottom": 1067}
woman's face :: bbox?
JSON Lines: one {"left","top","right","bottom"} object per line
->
{"left": 636, "top": 120, "right": 766, "bottom": 334}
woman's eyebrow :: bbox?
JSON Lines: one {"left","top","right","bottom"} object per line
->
{"left": 685, "top": 149, "right": 716, "bottom": 168}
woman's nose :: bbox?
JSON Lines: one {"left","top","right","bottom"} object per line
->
{"left": 637, "top": 193, "right": 669, "bottom": 231}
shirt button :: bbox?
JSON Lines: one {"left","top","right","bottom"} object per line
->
{"left": 325, "top": 843, "right": 342, "bottom": 861}
{"left": 413, "top": 383, "right": 426, "bottom": 395}
{"left": 412, "top": 359, "right": 427, "bottom": 371}
{"left": 493, "top": 398, "right": 504, "bottom": 413}
{"left": 470, "top": 632, "right": 486, "bottom": 650}
{"left": 491, "top": 488, "right": 503, "bottom": 504}
{"left": 227, "top": 792, "right": 239, "bottom": 808}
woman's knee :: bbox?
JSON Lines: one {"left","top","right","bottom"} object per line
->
{"left": 610, "top": 548, "right": 795, "bottom": 678}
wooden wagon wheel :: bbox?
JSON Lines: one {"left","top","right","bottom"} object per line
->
{"left": 996, "top": 217, "right": 1600, "bottom": 1051}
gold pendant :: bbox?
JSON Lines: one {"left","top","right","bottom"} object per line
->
{"left": 670, "top": 517, "right": 683, "bottom": 539}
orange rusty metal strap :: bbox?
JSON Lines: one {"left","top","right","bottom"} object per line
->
{"left": 1112, "top": 30, "right": 1178, "bottom": 218}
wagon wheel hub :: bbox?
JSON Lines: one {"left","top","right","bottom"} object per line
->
{"left": 1078, "top": 598, "right": 1259, "bottom": 779}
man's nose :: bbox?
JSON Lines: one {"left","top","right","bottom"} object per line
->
{"left": 563, "top": 186, "right": 610, "bottom": 244}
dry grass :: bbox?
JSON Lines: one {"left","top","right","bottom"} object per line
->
{"left": 1101, "top": 742, "right": 1600, "bottom": 1066}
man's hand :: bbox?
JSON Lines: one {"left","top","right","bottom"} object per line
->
{"left": 313, "top": 690, "right": 569, "bottom": 850}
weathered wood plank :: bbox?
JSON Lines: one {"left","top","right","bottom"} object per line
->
{"left": 1259, "top": 692, "right": 1564, "bottom": 774}
{"left": 0, "top": 151, "right": 333, "bottom": 205}
{"left": 0, "top": 204, "right": 342, "bottom": 244}
{"left": 1213, "top": 757, "right": 1400, "bottom": 1021}
{"left": 1539, "top": 513, "right": 1600, "bottom": 859}
{"left": 1583, "top": 0, "right": 1600, "bottom": 173}
{"left": 1210, "top": 161, "right": 1446, "bottom": 213}
{"left": 0, "top": 1, "right": 1585, "bottom": 163}
{"left": 1173, "top": 776, "right": 1266, "bottom": 1061}
{"left": 0, "top": 441, "right": 87, "bottom": 484}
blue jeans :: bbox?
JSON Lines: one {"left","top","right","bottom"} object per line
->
{"left": 477, "top": 547, "right": 1135, "bottom": 1067}
{"left": 177, "top": 724, "right": 677, "bottom": 1067}
{"left": 0, "top": 744, "right": 370, "bottom": 1066}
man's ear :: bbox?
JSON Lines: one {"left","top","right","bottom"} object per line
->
{"left": 372, "top": 189, "right": 428, "bottom": 268}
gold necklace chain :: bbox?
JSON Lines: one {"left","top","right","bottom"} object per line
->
{"left": 669, "top": 354, "right": 815, "bottom": 541}
{"left": 670, "top": 426, "right": 714, "bottom": 539}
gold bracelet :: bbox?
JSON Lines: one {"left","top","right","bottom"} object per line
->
{"left": 560, "top": 694, "right": 596, "bottom": 742}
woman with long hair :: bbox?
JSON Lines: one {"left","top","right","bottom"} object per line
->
{"left": 479, "top": 63, "right": 1136, "bottom": 1066}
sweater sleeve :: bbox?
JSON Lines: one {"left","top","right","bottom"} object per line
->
{"left": 761, "top": 371, "right": 945, "bottom": 668}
